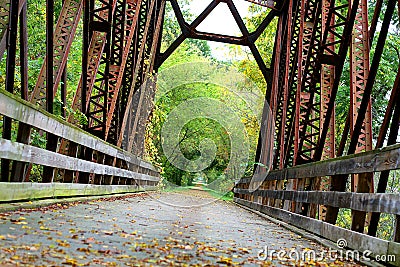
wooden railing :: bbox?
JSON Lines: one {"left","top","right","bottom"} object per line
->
{"left": 234, "top": 144, "right": 400, "bottom": 266}
{"left": 0, "top": 89, "right": 160, "bottom": 201}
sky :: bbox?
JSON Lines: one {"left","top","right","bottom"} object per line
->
{"left": 186, "top": 0, "right": 253, "bottom": 60}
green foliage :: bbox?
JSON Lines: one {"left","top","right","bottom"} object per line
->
{"left": 146, "top": 80, "right": 260, "bottom": 187}
{"left": 146, "top": 1, "right": 255, "bottom": 187}
{"left": 227, "top": 5, "right": 277, "bottom": 92}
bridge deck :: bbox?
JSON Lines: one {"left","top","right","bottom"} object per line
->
{"left": 0, "top": 191, "right": 359, "bottom": 266}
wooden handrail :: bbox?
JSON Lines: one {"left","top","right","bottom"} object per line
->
{"left": 0, "top": 89, "right": 158, "bottom": 176}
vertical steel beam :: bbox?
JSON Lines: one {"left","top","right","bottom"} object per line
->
{"left": 85, "top": 0, "right": 115, "bottom": 138}
{"left": 318, "top": 0, "right": 362, "bottom": 223}
{"left": 61, "top": 0, "right": 68, "bottom": 120}
{"left": 368, "top": 66, "right": 400, "bottom": 236}
{"left": 314, "top": 0, "right": 360, "bottom": 162}
{"left": 9, "top": 0, "right": 28, "bottom": 182}
{"left": 349, "top": 0, "right": 373, "bottom": 233}
{"left": 336, "top": 0, "right": 383, "bottom": 159}
{"left": 12, "top": 0, "right": 83, "bottom": 182}
{"left": 276, "top": 0, "right": 292, "bottom": 171}
{"left": 19, "top": 1, "right": 28, "bottom": 101}
{"left": 294, "top": 0, "right": 322, "bottom": 166}
{"left": 1, "top": 0, "right": 19, "bottom": 182}
{"left": 282, "top": 0, "right": 301, "bottom": 168}
{"left": 28, "top": 0, "right": 82, "bottom": 107}
{"left": 269, "top": 11, "right": 288, "bottom": 207}
{"left": 349, "top": 0, "right": 372, "bottom": 172}
{"left": 281, "top": 0, "right": 302, "bottom": 211}
{"left": 80, "top": 0, "right": 118, "bottom": 184}
{"left": 130, "top": 0, "right": 165, "bottom": 157}
{"left": 116, "top": 0, "right": 156, "bottom": 149}
{"left": 82, "top": 0, "right": 89, "bottom": 115}
{"left": 291, "top": 0, "right": 307, "bottom": 214}
{"left": 325, "top": 0, "right": 396, "bottom": 225}
{"left": 255, "top": 7, "right": 284, "bottom": 206}
{"left": 105, "top": 0, "right": 143, "bottom": 144}
{"left": 315, "top": 0, "right": 335, "bottom": 221}
{"left": 125, "top": 0, "right": 162, "bottom": 154}
{"left": 43, "top": 0, "right": 56, "bottom": 183}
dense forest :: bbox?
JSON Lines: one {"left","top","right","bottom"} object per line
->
{"left": 145, "top": 2, "right": 274, "bottom": 190}
{"left": 0, "top": 0, "right": 399, "bottom": 240}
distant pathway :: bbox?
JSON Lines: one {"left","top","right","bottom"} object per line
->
{"left": 0, "top": 190, "right": 361, "bottom": 266}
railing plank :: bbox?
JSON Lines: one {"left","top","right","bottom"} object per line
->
{"left": 234, "top": 188, "right": 400, "bottom": 215}
{"left": 0, "top": 138, "right": 158, "bottom": 182}
{"left": 0, "top": 89, "right": 156, "bottom": 173}
{"left": 0, "top": 182, "right": 154, "bottom": 202}
{"left": 238, "top": 143, "right": 400, "bottom": 184}
{"left": 235, "top": 197, "right": 399, "bottom": 265}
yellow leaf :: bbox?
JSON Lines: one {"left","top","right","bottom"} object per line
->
{"left": 101, "top": 230, "right": 113, "bottom": 235}
{"left": 77, "top": 247, "right": 90, "bottom": 253}
{"left": 63, "top": 258, "right": 77, "bottom": 265}
{"left": 117, "top": 254, "right": 131, "bottom": 259}
{"left": 13, "top": 221, "right": 28, "bottom": 225}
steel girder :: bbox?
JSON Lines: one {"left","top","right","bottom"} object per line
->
{"left": 348, "top": 0, "right": 374, "bottom": 233}
{"left": 273, "top": 0, "right": 359, "bottom": 169}
{"left": 258, "top": 0, "right": 398, "bottom": 236}
{"left": 10, "top": 0, "right": 83, "bottom": 182}
{"left": 269, "top": 0, "right": 365, "bottom": 215}
{"left": 323, "top": 0, "right": 397, "bottom": 226}
{"left": 0, "top": 0, "right": 164, "bottom": 183}
{"left": 1, "top": 0, "right": 18, "bottom": 182}
{"left": 315, "top": 0, "right": 336, "bottom": 221}
{"left": 105, "top": 0, "right": 142, "bottom": 144}
{"left": 84, "top": 0, "right": 116, "bottom": 138}
{"left": 116, "top": 0, "right": 159, "bottom": 151}
{"left": 29, "top": 0, "right": 82, "bottom": 107}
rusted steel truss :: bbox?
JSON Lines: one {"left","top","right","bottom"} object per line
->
{"left": 264, "top": 0, "right": 399, "bottom": 238}
{"left": 1, "top": 0, "right": 164, "bottom": 183}
{"left": 10, "top": 0, "right": 83, "bottom": 182}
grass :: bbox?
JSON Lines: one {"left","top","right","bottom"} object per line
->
{"left": 161, "top": 184, "right": 234, "bottom": 201}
